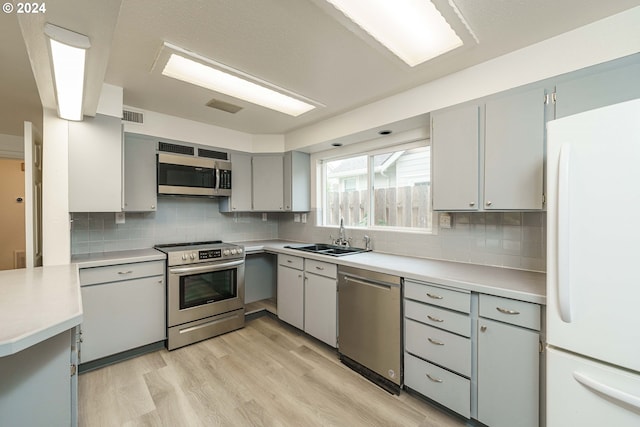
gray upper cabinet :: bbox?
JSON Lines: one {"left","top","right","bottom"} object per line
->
{"left": 283, "top": 151, "right": 310, "bottom": 212}
{"left": 220, "top": 152, "right": 252, "bottom": 212}
{"left": 123, "top": 134, "right": 157, "bottom": 212}
{"left": 484, "top": 87, "right": 546, "bottom": 210}
{"left": 555, "top": 60, "right": 640, "bottom": 119}
{"left": 431, "top": 104, "right": 480, "bottom": 211}
{"left": 252, "top": 155, "right": 285, "bottom": 211}
{"left": 68, "top": 114, "right": 122, "bottom": 212}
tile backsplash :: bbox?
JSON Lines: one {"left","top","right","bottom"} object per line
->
{"left": 71, "top": 200, "right": 545, "bottom": 272}
{"left": 70, "top": 197, "right": 278, "bottom": 255}
{"left": 278, "top": 210, "right": 546, "bottom": 272}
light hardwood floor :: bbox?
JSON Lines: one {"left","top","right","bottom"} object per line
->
{"left": 79, "top": 315, "right": 467, "bottom": 427}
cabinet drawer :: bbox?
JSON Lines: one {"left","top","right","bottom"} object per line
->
{"left": 479, "top": 294, "right": 540, "bottom": 331}
{"left": 305, "top": 259, "right": 337, "bottom": 279}
{"left": 405, "top": 352, "right": 470, "bottom": 418}
{"left": 79, "top": 260, "right": 165, "bottom": 286}
{"left": 405, "top": 319, "right": 471, "bottom": 377}
{"left": 278, "top": 254, "right": 303, "bottom": 270}
{"left": 405, "top": 280, "right": 470, "bottom": 313}
{"left": 405, "top": 300, "right": 470, "bottom": 337}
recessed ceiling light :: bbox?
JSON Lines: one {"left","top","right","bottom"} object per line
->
{"left": 161, "top": 45, "right": 319, "bottom": 117}
{"left": 325, "top": 0, "right": 463, "bottom": 67}
{"left": 331, "top": 142, "right": 343, "bottom": 147}
{"left": 379, "top": 130, "right": 392, "bottom": 135}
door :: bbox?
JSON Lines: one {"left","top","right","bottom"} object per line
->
{"left": 0, "top": 157, "right": 26, "bottom": 270}
{"left": 431, "top": 104, "right": 480, "bottom": 210}
{"left": 546, "top": 99, "right": 640, "bottom": 372}
{"left": 24, "top": 122, "right": 42, "bottom": 267}
{"left": 547, "top": 347, "right": 640, "bottom": 427}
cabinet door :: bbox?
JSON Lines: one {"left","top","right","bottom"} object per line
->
{"left": 228, "top": 152, "right": 253, "bottom": 211}
{"left": 431, "top": 105, "right": 480, "bottom": 211}
{"left": 284, "top": 151, "right": 310, "bottom": 212}
{"left": 304, "top": 272, "right": 337, "bottom": 347}
{"left": 68, "top": 114, "right": 122, "bottom": 212}
{"left": 123, "top": 134, "right": 157, "bottom": 212}
{"left": 477, "top": 317, "right": 539, "bottom": 427}
{"left": 484, "top": 88, "right": 545, "bottom": 210}
{"left": 252, "top": 155, "right": 284, "bottom": 211}
{"left": 277, "top": 265, "right": 304, "bottom": 329}
{"left": 80, "top": 276, "right": 165, "bottom": 363}
{"left": 556, "top": 60, "right": 640, "bottom": 119}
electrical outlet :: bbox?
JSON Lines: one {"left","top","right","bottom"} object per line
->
{"left": 439, "top": 213, "right": 452, "bottom": 229}
{"left": 294, "top": 213, "right": 301, "bottom": 222}
{"left": 301, "top": 213, "right": 307, "bottom": 223}
{"left": 115, "top": 212, "right": 125, "bottom": 224}
{"left": 262, "top": 213, "right": 267, "bottom": 221}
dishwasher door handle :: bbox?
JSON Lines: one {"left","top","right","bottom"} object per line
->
{"left": 343, "top": 275, "right": 395, "bottom": 290}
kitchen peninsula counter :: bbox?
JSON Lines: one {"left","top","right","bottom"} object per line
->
{"left": 0, "top": 264, "right": 82, "bottom": 357}
{"left": 237, "top": 239, "right": 546, "bottom": 304}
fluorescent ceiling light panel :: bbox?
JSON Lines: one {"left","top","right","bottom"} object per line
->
{"left": 162, "top": 53, "right": 316, "bottom": 117}
{"left": 326, "top": 0, "right": 463, "bottom": 67}
{"left": 44, "top": 24, "right": 90, "bottom": 121}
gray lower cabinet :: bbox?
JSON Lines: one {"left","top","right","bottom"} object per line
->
{"left": 123, "top": 133, "right": 157, "bottom": 212}
{"left": 477, "top": 295, "right": 541, "bottom": 427}
{"left": 403, "top": 280, "right": 543, "bottom": 425}
{"left": 276, "top": 254, "right": 304, "bottom": 329}
{"left": 304, "top": 259, "right": 337, "bottom": 347}
{"left": 79, "top": 260, "right": 166, "bottom": 364}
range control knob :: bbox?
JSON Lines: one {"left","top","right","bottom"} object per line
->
{"left": 231, "top": 249, "right": 237, "bottom": 255}
{"left": 223, "top": 249, "right": 231, "bottom": 256}
{"left": 190, "top": 253, "right": 196, "bottom": 260}
{"left": 182, "top": 254, "right": 188, "bottom": 261}
{"left": 237, "top": 248, "right": 243, "bottom": 254}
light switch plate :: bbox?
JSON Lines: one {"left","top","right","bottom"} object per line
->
{"left": 301, "top": 213, "right": 307, "bottom": 223}
{"left": 439, "top": 213, "right": 452, "bottom": 229}
{"left": 294, "top": 213, "right": 301, "bottom": 222}
{"left": 115, "top": 212, "right": 125, "bottom": 224}
{"left": 262, "top": 213, "right": 267, "bottom": 221}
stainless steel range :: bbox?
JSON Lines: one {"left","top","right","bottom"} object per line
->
{"left": 155, "top": 241, "right": 245, "bottom": 350}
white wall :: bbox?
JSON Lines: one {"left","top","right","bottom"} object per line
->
{"left": 251, "top": 134, "right": 285, "bottom": 153}
{"left": 0, "top": 134, "right": 24, "bottom": 159}
{"left": 41, "top": 109, "right": 70, "bottom": 266}
{"left": 285, "top": 6, "right": 640, "bottom": 150}
{"left": 122, "top": 107, "right": 254, "bottom": 152}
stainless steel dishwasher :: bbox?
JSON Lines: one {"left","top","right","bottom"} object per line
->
{"left": 338, "top": 265, "right": 402, "bottom": 394}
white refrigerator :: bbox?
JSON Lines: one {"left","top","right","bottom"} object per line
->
{"left": 546, "top": 98, "right": 640, "bottom": 426}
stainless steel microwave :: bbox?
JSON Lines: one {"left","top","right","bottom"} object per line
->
{"left": 157, "top": 152, "right": 232, "bottom": 197}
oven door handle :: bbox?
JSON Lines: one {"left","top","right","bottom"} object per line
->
{"left": 169, "top": 259, "right": 244, "bottom": 274}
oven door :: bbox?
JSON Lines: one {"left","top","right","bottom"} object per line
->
{"left": 167, "top": 259, "right": 245, "bottom": 327}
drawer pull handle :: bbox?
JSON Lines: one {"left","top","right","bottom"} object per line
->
{"left": 118, "top": 270, "right": 133, "bottom": 275}
{"left": 287, "top": 260, "right": 293, "bottom": 263}
{"left": 428, "top": 337, "right": 445, "bottom": 346}
{"left": 426, "top": 293, "right": 443, "bottom": 300}
{"left": 427, "top": 315, "right": 444, "bottom": 323}
{"left": 496, "top": 307, "right": 520, "bottom": 315}
{"left": 315, "top": 266, "right": 325, "bottom": 270}
{"left": 426, "top": 374, "right": 443, "bottom": 383}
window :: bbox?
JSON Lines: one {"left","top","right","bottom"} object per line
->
{"left": 322, "top": 144, "right": 432, "bottom": 231}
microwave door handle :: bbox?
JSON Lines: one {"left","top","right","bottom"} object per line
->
{"left": 215, "top": 168, "right": 220, "bottom": 190}
{"left": 170, "top": 259, "right": 244, "bottom": 274}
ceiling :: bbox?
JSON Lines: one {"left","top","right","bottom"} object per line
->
{"left": 2, "top": 0, "right": 640, "bottom": 138}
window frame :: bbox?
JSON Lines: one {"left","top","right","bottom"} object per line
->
{"left": 319, "top": 140, "right": 432, "bottom": 233}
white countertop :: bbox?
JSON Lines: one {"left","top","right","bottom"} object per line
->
{"left": 237, "top": 240, "right": 546, "bottom": 304}
{"left": 71, "top": 248, "right": 166, "bottom": 268}
{"left": 0, "top": 264, "right": 82, "bottom": 357}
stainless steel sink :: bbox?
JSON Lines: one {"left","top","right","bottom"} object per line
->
{"left": 284, "top": 243, "right": 370, "bottom": 257}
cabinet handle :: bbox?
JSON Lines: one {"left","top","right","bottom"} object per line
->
{"left": 428, "top": 337, "right": 445, "bottom": 346}
{"left": 480, "top": 325, "right": 487, "bottom": 332}
{"left": 426, "top": 374, "right": 443, "bottom": 383}
{"left": 118, "top": 270, "right": 133, "bottom": 275}
{"left": 427, "top": 315, "right": 444, "bottom": 323}
{"left": 486, "top": 201, "right": 493, "bottom": 206}
{"left": 287, "top": 260, "right": 293, "bottom": 263}
{"left": 496, "top": 307, "right": 520, "bottom": 315}
{"left": 315, "top": 266, "right": 325, "bottom": 271}
{"left": 426, "top": 293, "right": 443, "bottom": 300}
{"left": 469, "top": 202, "right": 475, "bottom": 207}
{"left": 151, "top": 205, "right": 156, "bottom": 209}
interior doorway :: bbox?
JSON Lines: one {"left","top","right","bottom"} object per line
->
{"left": 0, "top": 158, "right": 26, "bottom": 270}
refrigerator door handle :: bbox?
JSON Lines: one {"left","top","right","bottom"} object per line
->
{"left": 573, "top": 372, "right": 640, "bottom": 411}
{"left": 558, "top": 144, "right": 573, "bottom": 323}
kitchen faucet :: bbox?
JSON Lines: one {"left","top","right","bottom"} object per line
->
{"left": 332, "top": 218, "right": 351, "bottom": 246}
